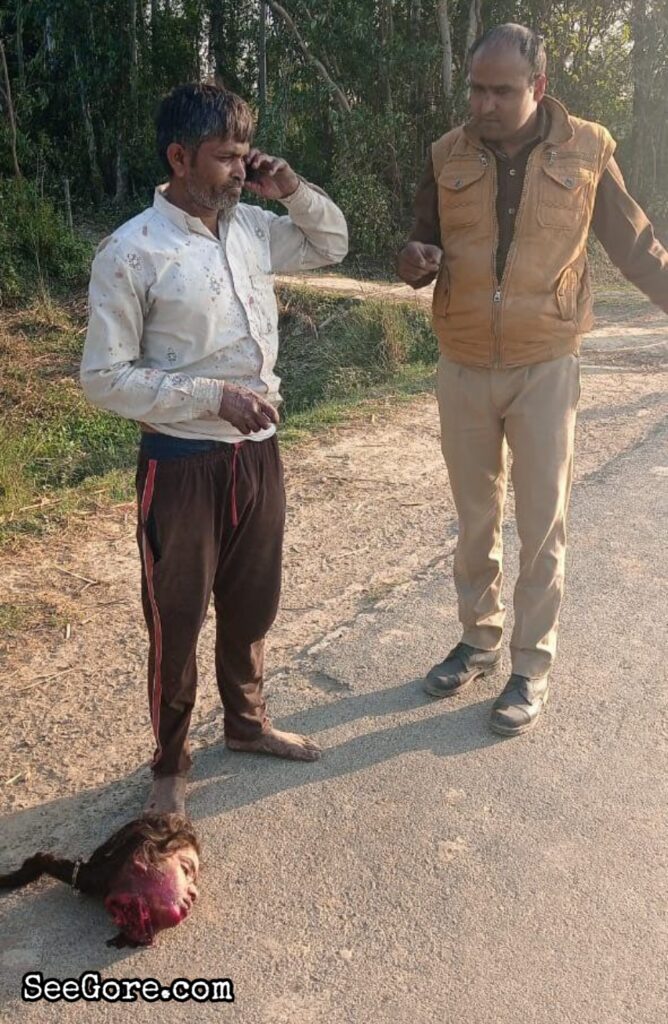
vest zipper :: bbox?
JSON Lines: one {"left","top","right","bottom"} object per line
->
{"left": 491, "top": 146, "right": 543, "bottom": 367}
{"left": 489, "top": 154, "right": 502, "bottom": 367}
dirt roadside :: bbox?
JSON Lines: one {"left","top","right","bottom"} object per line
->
{"left": 1, "top": 288, "right": 666, "bottom": 815}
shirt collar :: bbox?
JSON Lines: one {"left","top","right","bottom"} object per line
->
{"left": 153, "top": 184, "right": 226, "bottom": 240}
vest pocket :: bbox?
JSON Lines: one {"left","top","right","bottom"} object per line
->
{"left": 556, "top": 266, "right": 578, "bottom": 322}
{"left": 538, "top": 164, "right": 594, "bottom": 229}
{"left": 437, "top": 162, "right": 486, "bottom": 227}
{"left": 432, "top": 263, "right": 450, "bottom": 317}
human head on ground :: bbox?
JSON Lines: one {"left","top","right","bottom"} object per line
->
{"left": 156, "top": 82, "right": 255, "bottom": 215}
{"left": 467, "top": 24, "right": 547, "bottom": 144}
{"left": 0, "top": 814, "right": 200, "bottom": 948}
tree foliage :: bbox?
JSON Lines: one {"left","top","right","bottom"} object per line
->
{"left": 0, "top": 0, "right": 666, "bottom": 269}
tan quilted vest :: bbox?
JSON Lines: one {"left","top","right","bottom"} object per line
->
{"left": 430, "top": 95, "right": 615, "bottom": 367}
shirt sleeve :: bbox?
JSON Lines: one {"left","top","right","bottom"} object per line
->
{"left": 409, "top": 150, "right": 441, "bottom": 248}
{"left": 402, "top": 149, "right": 442, "bottom": 287}
{"left": 265, "top": 179, "right": 349, "bottom": 273}
{"left": 591, "top": 157, "right": 668, "bottom": 314}
{"left": 80, "top": 238, "right": 225, "bottom": 423}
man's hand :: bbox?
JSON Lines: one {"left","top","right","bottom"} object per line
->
{"left": 243, "top": 149, "right": 300, "bottom": 201}
{"left": 397, "top": 242, "right": 443, "bottom": 288}
{"left": 218, "top": 383, "right": 280, "bottom": 435}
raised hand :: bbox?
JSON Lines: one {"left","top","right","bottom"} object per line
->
{"left": 243, "top": 149, "right": 300, "bottom": 201}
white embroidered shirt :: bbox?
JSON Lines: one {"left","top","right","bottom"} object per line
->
{"left": 80, "top": 181, "right": 348, "bottom": 442}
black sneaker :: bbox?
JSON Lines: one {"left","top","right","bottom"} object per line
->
{"left": 424, "top": 641, "right": 502, "bottom": 698}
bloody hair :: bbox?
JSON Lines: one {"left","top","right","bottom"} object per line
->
{"left": 0, "top": 814, "right": 199, "bottom": 948}
{"left": 156, "top": 82, "right": 255, "bottom": 175}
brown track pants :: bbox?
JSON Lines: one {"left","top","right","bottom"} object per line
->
{"left": 135, "top": 436, "right": 285, "bottom": 777}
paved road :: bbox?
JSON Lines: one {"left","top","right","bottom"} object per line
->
{"left": 1, "top": 328, "right": 666, "bottom": 1023}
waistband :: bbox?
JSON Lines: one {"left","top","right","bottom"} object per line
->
{"left": 138, "top": 433, "right": 230, "bottom": 461}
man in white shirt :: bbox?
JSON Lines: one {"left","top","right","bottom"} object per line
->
{"left": 81, "top": 83, "right": 348, "bottom": 814}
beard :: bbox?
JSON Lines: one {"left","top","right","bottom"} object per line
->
{"left": 184, "top": 180, "right": 241, "bottom": 218}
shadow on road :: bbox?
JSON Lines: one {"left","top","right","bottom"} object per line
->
{"left": 0, "top": 676, "right": 501, "bottom": 989}
{"left": 191, "top": 679, "right": 502, "bottom": 818}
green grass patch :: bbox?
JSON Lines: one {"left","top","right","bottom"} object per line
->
{"left": 0, "top": 286, "right": 436, "bottom": 546}
{"left": 275, "top": 286, "right": 436, "bottom": 416}
{"left": 0, "top": 599, "right": 64, "bottom": 636}
{"left": 0, "top": 179, "right": 93, "bottom": 306}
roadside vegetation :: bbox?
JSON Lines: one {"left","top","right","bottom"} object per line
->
{"left": 0, "top": 277, "right": 438, "bottom": 547}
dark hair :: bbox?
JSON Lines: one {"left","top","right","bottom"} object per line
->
{"left": 156, "top": 82, "right": 254, "bottom": 175}
{"left": 468, "top": 23, "right": 547, "bottom": 79}
{"left": 0, "top": 814, "right": 199, "bottom": 948}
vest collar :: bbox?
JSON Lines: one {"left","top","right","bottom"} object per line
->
{"left": 463, "top": 94, "right": 574, "bottom": 150}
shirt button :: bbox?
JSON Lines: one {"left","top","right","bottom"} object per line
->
{"left": 508, "top": 207, "right": 516, "bottom": 215}
{"left": 509, "top": 168, "right": 517, "bottom": 176}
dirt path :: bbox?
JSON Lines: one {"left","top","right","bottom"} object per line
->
{"left": 1, "top": 298, "right": 666, "bottom": 816}
{"left": 276, "top": 273, "right": 431, "bottom": 306}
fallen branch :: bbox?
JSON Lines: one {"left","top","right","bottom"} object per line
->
{"left": 49, "top": 564, "right": 101, "bottom": 586}
{"left": 2, "top": 772, "right": 25, "bottom": 787}
{"left": 17, "top": 666, "right": 75, "bottom": 691}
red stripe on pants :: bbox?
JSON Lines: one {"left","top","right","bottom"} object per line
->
{"left": 139, "top": 459, "right": 163, "bottom": 766}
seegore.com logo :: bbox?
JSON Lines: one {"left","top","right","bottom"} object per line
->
{"left": 22, "top": 972, "right": 235, "bottom": 1004}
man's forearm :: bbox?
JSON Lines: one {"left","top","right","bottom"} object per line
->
{"left": 398, "top": 150, "right": 442, "bottom": 288}
{"left": 80, "top": 360, "right": 225, "bottom": 423}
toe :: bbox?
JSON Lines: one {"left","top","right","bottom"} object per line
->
{"left": 300, "top": 747, "right": 321, "bottom": 761}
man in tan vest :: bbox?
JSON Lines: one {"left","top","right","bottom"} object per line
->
{"left": 397, "top": 24, "right": 668, "bottom": 736}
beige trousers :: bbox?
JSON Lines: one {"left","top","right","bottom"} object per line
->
{"left": 437, "top": 353, "right": 581, "bottom": 678}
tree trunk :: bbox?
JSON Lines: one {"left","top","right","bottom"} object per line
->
{"left": 630, "top": 0, "right": 650, "bottom": 200}
{"left": 130, "top": 0, "right": 138, "bottom": 79}
{"left": 45, "top": 15, "right": 56, "bottom": 57}
{"left": 436, "top": 0, "right": 453, "bottom": 108}
{"left": 0, "top": 36, "right": 22, "bottom": 178}
{"left": 16, "top": 0, "right": 26, "bottom": 92}
{"left": 209, "top": 1, "right": 242, "bottom": 92}
{"left": 73, "top": 48, "right": 104, "bottom": 199}
{"left": 150, "top": 0, "right": 159, "bottom": 49}
{"left": 129, "top": 0, "right": 138, "bottom": 119}
{"left": 265, "top": 0, "right": 351, "bottom": 113}
{"left": 63, "top": 177, "right": 74, "bottom": 233}
{"left": 258, "top": 0, "right": 267, "bottom": 121}
{"left": 465, "top": 0, "right": 482, "bottom": 56}
{"left": 378, "top": 0, "right": 401, "bottom": 194}
{"left": 409, "top": 0, "right": 426, "bottom": 168}
{"left": 115, "top": 142, "right": 129, "bottom": 202}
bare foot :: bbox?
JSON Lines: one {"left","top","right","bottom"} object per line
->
{"left": 226, "top": 728, "right": 321, "bottom": 762}
{"left": 143, "top": 775, "right": 187, "bottom": 816}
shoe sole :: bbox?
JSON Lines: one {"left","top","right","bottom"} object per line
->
{"left": 489, "top": 687, "right": 550, "bottom": 737}
{"left": 424, "top": 663, "right": 501, "bottom": 699}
